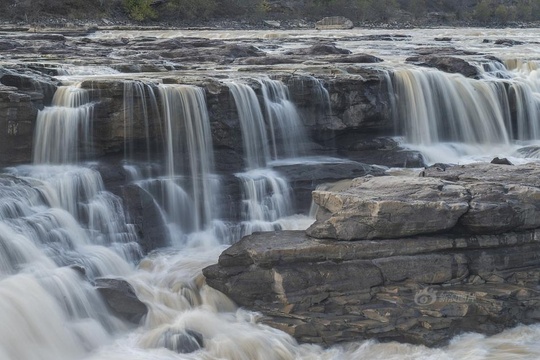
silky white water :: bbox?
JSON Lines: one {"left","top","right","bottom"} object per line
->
{"left": 391, "top": 59, "right": 540, "bottom": 164}
{"left": 33, "top": 84, "right": 94, "bottom": 164}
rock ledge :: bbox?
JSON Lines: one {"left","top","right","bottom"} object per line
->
{"left": 204, "top": 163, "right": 540, "bottom": 346}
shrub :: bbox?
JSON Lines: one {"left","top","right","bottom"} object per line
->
{"left": 123, "top": 0, "right": 157, "bottom": 21}
{"left": 473, "top": 0, "right": 492, "bottom": 23}
{"left": 494, "top": 4, "right": 513, "bottom": 23}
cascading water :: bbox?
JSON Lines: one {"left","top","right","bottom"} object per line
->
{"left": 33, "top": 83, "right": 94, "bottom": 164}
{"left": 286, "top": 75, "right": 332, "bottom": 127}
{"left": 7, "top": 26, "right": 540, "bottom": 360}
{"left": 393, "top": 68, "right": 511, "bottom": 146}
{"left": 503, "top": 60, "right": 540, "bottom": 142}
{"left": 123, "top": 81, "right": 157, "bottom": 163}
{"left": 158, "top": 84, "right": 217, "bottom": 233}
{"left": 0, "top": 165, "right": 138, "bottom": 360}
{"left": 227, "top": 81, "right": 271, "bottom": 170}
{"left": 226, "top": 78, "right": 313, "bottom": 235}
{"left": 134, "top": 84, "right": 221, "bottom": 242}
{"left": 390, "top": 61, "right": 540, "bottom": 164}
{"left": 236, "top": 168, "right": 293, "bottom": 234}
{"left": 258, "top": 78, "right": 307, "bottom": 160}
{"left": 0, "top": 79, "right": 148, "bottom": 360}
{"left": 6, "top": 27, "right": 540, "bottom": 360}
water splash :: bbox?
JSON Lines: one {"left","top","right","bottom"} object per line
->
{"left": 236, "top": 168, "right": 293, "bottom": 236}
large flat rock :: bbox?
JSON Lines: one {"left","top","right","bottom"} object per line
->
{"left": 308, "top": 163, "right": 540, "bottom": 240}
{"left": 307, "top": 176, "right": 470, "bottom": 240}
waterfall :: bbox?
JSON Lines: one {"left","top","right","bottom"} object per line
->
{"left": 33, "top": 84, "right": 94, "bottom": 164}
{"left": 511, "top": 81, "right": 540, "bottom": 140}
{"left": 286, "top": 75, "right": 332, "bottom": 127}
{"left": 120, "top": 82, "right": 225, "bottom": 244}
{"left": 0, "top": 272, "right": 119, "bottom": 360}
{"left": 0, "top": 77, "right": 150, "bottom": 359}
{"left": 137, "top": 84, "right": 219, "bottom": 239}
{"left": 227, "top": 82, "right": 271, "bottom": 170}
{"left": 7, "top": 27, "right": 540, "bottom": 360}
{"left": 6, "top": 165, "right": 140, "bottom": 270}
{"left": 393, "top": 68, "right": 511, "bottom": 146}
{"left": 391, "top": 59, "right": 540, "bottom": 164}
{"left": 227, "top": 78, "right": 310, "bottom": 169}
{"left": 0, "top": 166, "right": 137, "bottom": 360}
{"left": 123, "top": 81, "right": 158, "bottom": 163}
{"left": 503, "top": 60, "right": 540, "bottom": 141}
{"left": 236, "top": 168, "right": 292, "bottom": 234}
{"left": 258, "top": 78, "right": 307, "bottom": 159}
{"left": 226, "top": 78, "right": 312, "bottom": 236}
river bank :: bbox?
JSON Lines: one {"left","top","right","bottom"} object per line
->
{"left": 3, "top": 15, "right": 540, "bottom": 33}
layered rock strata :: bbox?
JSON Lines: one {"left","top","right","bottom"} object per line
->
{"left": 203, "top": 163, "right": 540, "bottom": 346}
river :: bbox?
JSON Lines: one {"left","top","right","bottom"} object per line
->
{"left": 1, "top": 26, "right": 540, "bottom": 359}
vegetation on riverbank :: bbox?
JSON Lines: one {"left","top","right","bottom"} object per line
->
{"left": 3, "top": 0, "right": 540, "bottom": 27}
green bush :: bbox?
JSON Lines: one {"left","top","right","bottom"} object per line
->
{"left": 404, "top": 0, "right": 427, "bottom": 18}
{"left": 494, "top": 4, "right": 513, "bottom": 23}
{"left": 473, "top": 0, "right": 492, "bottom": 23}
{"left": 123, "top": 0, "right": 157, "bottom": 21}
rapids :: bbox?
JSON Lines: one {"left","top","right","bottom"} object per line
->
{"left": 1, "top": 26, "right": 540, "bottom": 360}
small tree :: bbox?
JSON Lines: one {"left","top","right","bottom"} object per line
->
{"left": 515, "top": 2, "right": 532, "bottom": 21}
{"left": 123, "top": 0, "right": 157, "bottom": 21}
{"left": 494, "top": 4, "right": 513, "bottom": 23}
{"left": 366, "top": 0, "right": 398, "bottom": 21}
{"left": 473, "top": 0, "right": 492, "bottom": 23}
{"left": 407, "top": 0, "right": 427, "bottom": 19}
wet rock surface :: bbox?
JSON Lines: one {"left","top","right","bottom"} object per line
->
{"left": 204, "top": 229, "right": 540, "bottom": 346}
{"left": 95, "top": 277, "right": 148, "bottom": 324}
{"left": 122, "top": 184, "right": 171, "bottom": 253}
{"left": 406, "top": 55, "right": 480, "bottom": 78}
{"left": 1, "top": 30, "right": 537, "bottom": 349}
{"left": 159, "top": 329, "right": 204, "bottom": 353}
{"left": 204, "top": 163, "right": 540, "bottom": 346}
{"left": 0, "top": 67, "right": 57, "bottom": 164}
{"left": 0, "top": 26, "right": 502, "bottom": 169}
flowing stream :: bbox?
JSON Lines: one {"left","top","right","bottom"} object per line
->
{"left": 2, "top": 27, "right": 540, "bottom": 360}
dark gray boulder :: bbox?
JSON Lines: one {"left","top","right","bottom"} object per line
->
{"left": 315, "top": 16, "right": 354, "bottom": 30}
{"left": 95, "top": 278, "right": 148, "bottom": 324}
{"left": 286, "top": 43, "right": 352, "bottom": 56}
{"left": 273, "top": 160, "right": 386, "bottom": 214}
{"left": 122, "top": 184, "right": 170, "bottom": 254}
{"left": 406, "top": 55, "right": 480, "bottom": 78}
{"left": 160, "top": 329, "right": 204, "bottom": 353}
